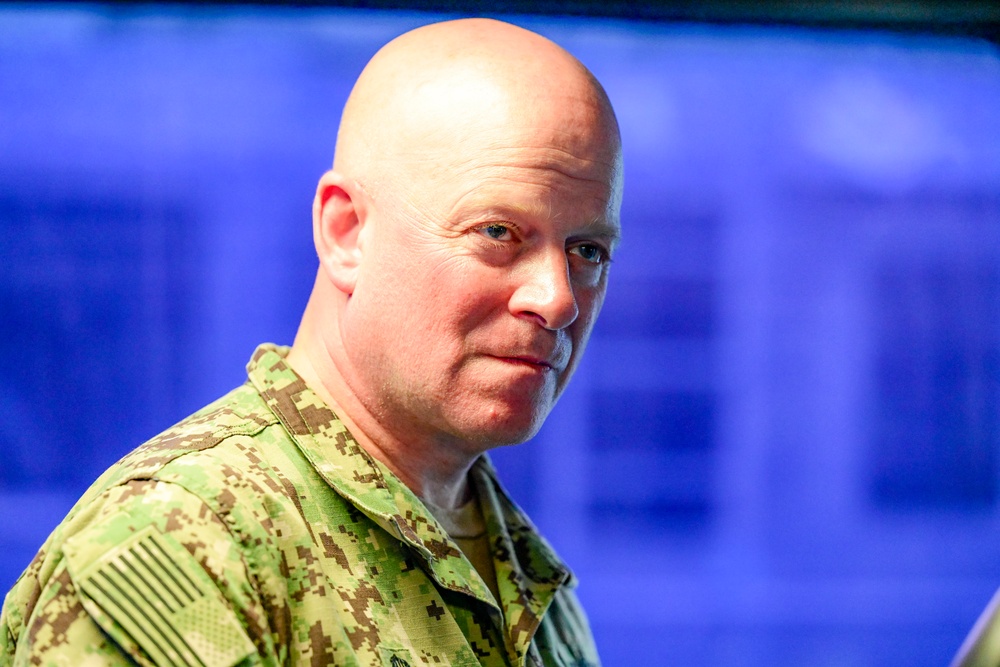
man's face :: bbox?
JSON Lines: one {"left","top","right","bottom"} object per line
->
{"left": 340, "top": 91, "right": 622, "bottom": 453}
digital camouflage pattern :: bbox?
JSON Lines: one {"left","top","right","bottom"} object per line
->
{"left": 0, "top": 345, "right": 599, "bottom": 667}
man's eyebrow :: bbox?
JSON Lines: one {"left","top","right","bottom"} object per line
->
{"left": 574, "top": 222, "right": 622, "bottom": 249}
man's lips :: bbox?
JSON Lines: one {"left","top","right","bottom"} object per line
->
{"left": 496, "top": 355, "right": 555, "bottom": 370}
{"left": 481, "top": 334, "right": 570, "bottom": 372}
{"left": 486, "top": 352, "right": 565, "bottom": 372}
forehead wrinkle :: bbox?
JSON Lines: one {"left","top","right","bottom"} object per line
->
{"left": 406, "top": 143, "right": 619, "bottom": 193}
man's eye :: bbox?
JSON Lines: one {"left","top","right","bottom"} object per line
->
{"left": 570, "top": 243, "right": 607, "bottom": 264}
{"left": 480, "top": 224, "right": 512, "bottom": 241}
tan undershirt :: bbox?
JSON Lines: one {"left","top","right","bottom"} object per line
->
{"left": 423, "top": 494, "right": 501, "bottom": 607}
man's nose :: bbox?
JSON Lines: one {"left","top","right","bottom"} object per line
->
{"left": 508, "top": 249, "right": 580, "bottom": 330}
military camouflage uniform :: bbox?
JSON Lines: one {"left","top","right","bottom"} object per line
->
{"left": 0, "top": 345, "right": 598, "bottom": 667}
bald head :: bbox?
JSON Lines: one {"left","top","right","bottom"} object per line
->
{"left": 334, "top": 18, "right": 621, "bottom": 199}
{"left": 292, "top": 18, "right": 623, "bottom": 474}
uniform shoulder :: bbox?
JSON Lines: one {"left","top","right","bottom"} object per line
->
{"left": 2, "top": 479, "right": 263, "bottom": 667}
{"left": 98, "top": 382, "right": 278, "bottom": 490}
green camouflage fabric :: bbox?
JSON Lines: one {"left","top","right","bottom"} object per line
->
{"left": 0, "top": 345, "right": 599, "bottom": 667}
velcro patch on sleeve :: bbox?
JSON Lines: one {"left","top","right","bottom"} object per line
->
{"left": 69, "top": 524, "right": 256, "bottom": 667}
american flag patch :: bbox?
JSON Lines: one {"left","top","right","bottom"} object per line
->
{"left": 74, "top": 525, "right": 256, "bottom": 667}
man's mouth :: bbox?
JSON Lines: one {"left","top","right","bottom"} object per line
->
{"left": 503, "top": 355, "right": 554, "bottom": 370}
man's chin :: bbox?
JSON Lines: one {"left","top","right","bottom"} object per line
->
{"left": 458, "top": 407, "right": 550, "bottom": 450}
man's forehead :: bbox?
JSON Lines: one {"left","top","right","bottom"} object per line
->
{"left": 424, "top": 140, "right": 618, "bottom": 182}
{"left": 397, "top": 125, "right": 623, "bottom": 233}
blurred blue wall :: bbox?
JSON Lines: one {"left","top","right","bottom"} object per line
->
{"left": 1, "top": 6, "right": 999, "bottom": 665}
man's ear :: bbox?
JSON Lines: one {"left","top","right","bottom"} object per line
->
{"left": 313, "top": 170, "right": 367, "bottom": 294}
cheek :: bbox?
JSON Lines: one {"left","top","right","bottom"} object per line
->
{"left": 571, "top": 284, "right": 607, "bottom": 338}
{"left": 424, "top": 254, "right": 506, "bottom": 318}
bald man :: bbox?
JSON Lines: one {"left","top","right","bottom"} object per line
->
{"left": 0, "top": 18, "right": 622, "bottom": 667}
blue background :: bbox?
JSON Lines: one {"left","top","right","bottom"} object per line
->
{"left": 1, "top": 5, "right": 999, "bottom": 665}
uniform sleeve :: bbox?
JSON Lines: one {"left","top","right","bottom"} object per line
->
{"left": 8, "top": 479, "right": 269, "bottom": 667}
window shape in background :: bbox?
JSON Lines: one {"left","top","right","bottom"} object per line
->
{"left": 0, "top": 189, "right": 193, "bottom": 488}
{"left": 590, "top": 389, "right": 716, "bottom": 528}
{"left": 871, "top": 261, "right": 1000, "bottom": 509}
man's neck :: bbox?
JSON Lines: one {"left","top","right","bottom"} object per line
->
{"left": 285, "top": 339, "right": 476, "bottom": 510}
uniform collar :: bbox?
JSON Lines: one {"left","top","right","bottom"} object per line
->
{"left": 245, "top": 344, "right": 573, "bottom": 619}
